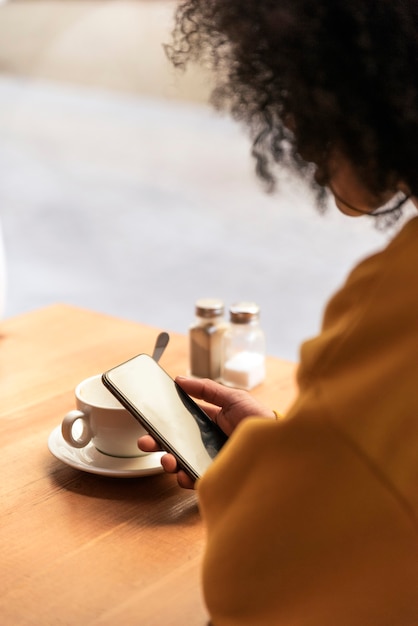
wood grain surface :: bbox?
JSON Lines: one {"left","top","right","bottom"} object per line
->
{"left": 0, "top": 304, "right": 297, "bottom": 625}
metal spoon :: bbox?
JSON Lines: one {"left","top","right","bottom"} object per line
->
{"left": 151, "top": 331, "right": 170, "bottom": 362}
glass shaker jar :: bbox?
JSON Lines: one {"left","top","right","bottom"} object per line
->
{"left": 189, "top": 298, "right": 229, "bottom": 380}
{"left": 221, "top": 301, "right": 266, "bottom": 390}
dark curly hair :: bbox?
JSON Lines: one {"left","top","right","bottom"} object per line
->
{"left": 166, "top": 0, "right": 418, "bottom": 214}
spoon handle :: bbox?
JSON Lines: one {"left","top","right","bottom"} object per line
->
{"left": 152, "top": 331, "right": 170, "bottom": 362}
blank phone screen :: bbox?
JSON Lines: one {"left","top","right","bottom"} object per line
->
{"left": 103, "top": 354, "right": 227, "bottom": 478}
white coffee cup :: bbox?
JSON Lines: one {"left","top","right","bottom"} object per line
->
{"left": 61, "top": 374, "right": 148, "bottom": 458}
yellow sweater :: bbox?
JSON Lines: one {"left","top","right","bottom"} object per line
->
{"left": 198, "top": 217, "right": 418, "bottom": 625}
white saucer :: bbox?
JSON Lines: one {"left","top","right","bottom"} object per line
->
{"left": 48, "top": 425, "right": 164, "bottom": 478}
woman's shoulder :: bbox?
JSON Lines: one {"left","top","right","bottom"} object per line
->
{"left": 309, "top": 214, "right": 418, "bottom": 355}
{"left": 344, "top": 214, "right": 418, "bottom": 291}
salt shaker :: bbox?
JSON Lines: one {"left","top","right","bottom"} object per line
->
{"left": 189, "top": 298, "right": 229, "bottom": 380}
{"left": 221, "top": 301, "right": 266, "bottom": 390}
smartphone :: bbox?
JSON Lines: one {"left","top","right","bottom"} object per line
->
{"left": 102, "top": 354, "right": 228, "bottom": 480}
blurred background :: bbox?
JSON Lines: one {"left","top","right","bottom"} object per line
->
{"left": 0, "top": 0, "right": 393, "bottom": 360}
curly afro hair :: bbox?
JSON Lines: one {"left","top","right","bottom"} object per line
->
{"left": 166, "top": 0, "right": 418, "bottom": 209}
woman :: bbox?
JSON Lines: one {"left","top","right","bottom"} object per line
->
{"left": 140, "top": 1, "right": 418, "bottom": 623}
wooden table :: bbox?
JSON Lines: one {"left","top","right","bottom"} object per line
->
{"left": 0, "top": 304, "right": 297, "bottom": 625}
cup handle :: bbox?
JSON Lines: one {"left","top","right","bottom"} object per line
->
{"left": 61, "top": 409, "right": 93, "bottom": 448}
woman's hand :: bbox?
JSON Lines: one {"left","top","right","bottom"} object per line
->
{"left": 175, "top": 376, "right": 275, "bottom": 436}
{"left": 138, "top": 376, "right": 275, "bottom": 489}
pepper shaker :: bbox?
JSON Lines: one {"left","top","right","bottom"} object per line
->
{"left": 189, "top": 298, "right": 229, "bottom": 380}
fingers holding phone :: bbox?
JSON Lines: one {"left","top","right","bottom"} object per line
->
{"left": 175, "top": 376, "right": 276, "bottom": 435}
{"left": 137, "top": 433, "right": 196, "bottom": 489}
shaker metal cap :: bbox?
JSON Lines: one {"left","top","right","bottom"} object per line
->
{"left": 229, "top": 301, "right": 260, "bottom": 323}
{"left": 195, "top": 298, "right": 225, "bottom": 318}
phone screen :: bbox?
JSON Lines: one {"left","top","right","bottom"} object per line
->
{"left": 102, "top": 354, "right": 228, "bottom": 479}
